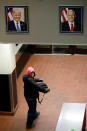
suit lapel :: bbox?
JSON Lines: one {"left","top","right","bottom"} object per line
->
{"left": 67, "top": 22, "right": 70, "bottom": 31}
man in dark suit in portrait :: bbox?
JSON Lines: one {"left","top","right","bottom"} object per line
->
{"left": 61, "top": 9, "right": 81, "bottom": 32}
{"left": 8, "top": 8, "right": 27, "bottom": 32}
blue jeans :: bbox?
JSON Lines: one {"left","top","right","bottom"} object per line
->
{"left": 26, "top": 98, "right": 38, "bottom": 127}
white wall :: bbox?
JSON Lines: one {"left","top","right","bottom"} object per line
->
{"left": 0, "top": 44, "right": 16, "bottom": 74}
{"left": 12, "top": 44, "right": 23, "bottom": 55}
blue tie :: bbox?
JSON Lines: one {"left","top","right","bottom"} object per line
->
{"left": 16, "top": 22, "right": 21, "bottom": 31}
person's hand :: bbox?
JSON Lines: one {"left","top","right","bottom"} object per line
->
{"left": 44, "top": 88, "right": 50, "bottom": 93}
{"left": 39, "top": 79, "right": 43, "bottom": 82}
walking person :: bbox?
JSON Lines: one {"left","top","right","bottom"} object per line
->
{"left": 23, "top": 66, "right": 50, "bottom": 129}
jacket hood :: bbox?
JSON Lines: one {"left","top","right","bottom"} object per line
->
{"left": 26, "top": 67, "right": 35, "bottom": 76}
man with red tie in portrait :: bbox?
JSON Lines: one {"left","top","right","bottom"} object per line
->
{"left": 61, "top": 9, "right": 81, "bottom": 32}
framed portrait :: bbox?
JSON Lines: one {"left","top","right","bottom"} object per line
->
{"left": 5, "top": 6, "right": 29, "bottom": 33}
{"left": 59, "top": 6, "right": 83, "bottom": 33}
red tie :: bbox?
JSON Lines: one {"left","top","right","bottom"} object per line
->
{"left": 71, "top": 24, "right": 74, "bottom": 32}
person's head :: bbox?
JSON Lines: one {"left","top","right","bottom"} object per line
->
{"left": 26, "top": 66, "right": 35, "bottom": 78}
{"left": 12, "top": 8, "right": 21, "bottom": 22}
{"left": 67, "top": 9, "right": 76, "bottom": 23}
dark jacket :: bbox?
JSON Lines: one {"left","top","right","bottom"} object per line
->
{"left": 8, "top": 20, "right": 27, "bottom": 31}
{"left": 61, "top": 21, "right": 81, "bottom": 32}
{"left": 23, "top": 75, "right": 49, "bottom": 99}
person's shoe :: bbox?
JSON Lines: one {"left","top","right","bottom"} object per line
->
{"left": 36, "top": 112, "right": 40, "bottom": 116}
{"left": 26, "top": 123, "right": 35, "bottom": 129}
{"left": 34, "top": 112, "right": 40, "bottom": 120}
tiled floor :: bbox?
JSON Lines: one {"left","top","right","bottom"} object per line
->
{"left": 0, "top": 54, "right": 87, "bottom": 131}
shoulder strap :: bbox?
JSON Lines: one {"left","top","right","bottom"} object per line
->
{"left": 38, "top": 93, "right": 45, "bottom": 104}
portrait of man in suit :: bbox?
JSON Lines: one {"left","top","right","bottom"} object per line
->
{"left": 6, "top": 7, "right": 29, "bottom": 32}
{"left": 60, "top": 7, "right": 83, "bottom": 33}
